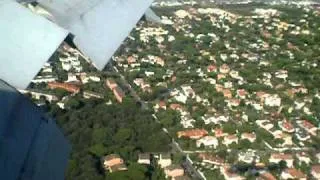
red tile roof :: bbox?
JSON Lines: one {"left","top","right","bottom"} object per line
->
{"left": 159, "top": 101, "right": 166, "bottom": 108}
{"left": 283, "top": 168, "right": 306, "bottom": 179}
{"left": 281, "top": 120, "right": 294, "bottom": 132}
{"left": 302, "top": 120, "right": 316, "bottom": 129}
{"left": 271, "top": 153, "right": 293, "bottom": 160}
{"left": 199, "top": 153, "right": 224, "bottom": 165}
{"left": 214, "top": 128, "right": 225, "bottom": 137}
{"left": 177, "top": 129, "right": 208, "bottom": 139}
{"left": 170, "top": 103, "right": 182, "bottom": 110}
{"left": 237, "top": 89, "right": 247, "bottom": 97}
{"left": 48, "top": 82, "right": 80, "bottom": 93}
{"left": 207, "top": 65, "right": 217, "bottom": 72}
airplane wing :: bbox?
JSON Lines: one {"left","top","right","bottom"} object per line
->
{"left": 38, "top": 0, "right": 153, "bottom": 70}
{"left": 0, "top": 0, "right": 68, "bottom": 89}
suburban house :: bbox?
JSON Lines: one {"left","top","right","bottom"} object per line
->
{"left": 220, "top": 166, "right": 244, "bottom": 180}
{"left": 48, "top": 82, "right": 80, "bottom": 93}
{"left": 311, "top": 165, "right": 320, "bottom": 179}
{"left": 137, "top": 153, "right": 151, "bottom": 165}
{"left": 127, "top": 56, "right": 137, "bottom": 64}
{"left": 241, "top": 132, "right": 256, "bottom": 142}
{"left": 207, "top": 64, "right": 217, "bottom": 72}
{"left": 219, "top": 64, "right": 230, "bottom": 74}
{"left": 238, "top": 151, "right": 257, "bottom": 164}
{"left": 278, "top": 120, "right": 295, "bottom": 133}
{"left": 280, "top": 168, "right": 306, "bottom": 180}
{"left": 106, "top": 79, "right": 118, "bottom": 90}
{"left": 198, "top": 153, "right": 224, "bottom": 165}
{"left": 297, "top": 120, "right": 318, "bottom": 136}
{"left": 158, "top": 153, "right": 172, "bottom": 168}
{"left": 269, "top": 153, "right": 294, "bottom": 168}
{"left": 214, "top": 128, "right": 227, "bottom": 138}
{"left": 164, "top": 165, "right": 184, "bottom": 179}
{"left": 31, "top": 75, "right": 58, "bottom": 83}
{"left": 223, "top": 134, "right": 238, "bottom": 146}
{"left": 296, "top": 152, "right": 311, "bottom": 165}
{"left": 196, "top": 136, "right": 218, "bottom": 148}
{"left": 101, "top": 154, "right": 127, "bottom": 173}
{"left": 177, "top": 129, "right": 208, "bottom": 139}
{"left": 170, "top": 103, "right": 183, "bottom": 111}
{"left": 113, "top": 87, "right": 125, "bottom": 103}
{"left": 83, "top": 91, "right": 103, "bottom": 99}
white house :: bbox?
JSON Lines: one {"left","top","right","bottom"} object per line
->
{"left": 265, "top": 94, "right": 281, "bottom": 107}
{"left": 158, "top": 154, "right": 172, "bottom": 168}
{"left": 223, "top": 135, "right": 238, "bottom": 146}
{"left": 269, "top": 153, "right": 294, "bottom": 168}
{"left": 196, "top": 136, "right": 218, "bottom": 148}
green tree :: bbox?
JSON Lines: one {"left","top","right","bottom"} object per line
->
{"left": 89, "top": 144, "right": 107, "bottom": 157}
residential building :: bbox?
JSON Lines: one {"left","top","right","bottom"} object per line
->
{"left": 177, "top": 129, "right": 208, "bottom": 139}
{"left": 198, "top": 153, "right": 224, "bottom": 165}
{"left": 207, "top": 64, "right": 217, "bottom": 72}
{"left": 280, "top": 168, "right": 306, "bottom": 180}
{"left": 170, "top": 103, "right": 182, "bottom": 111}
{"left": 106, "top": 79, "right": 118, "bottom": 90}
{"left": 241, "top": 132, "right": 256, "bottom": 142}
{"left": 164, "top": 165, "right": 184, "bottom": 179}
{"left": 220, "top": 166, "right": 244, "bottom": 180}
{"left": 158, "top": 153, "right": 172, "bottom": 168}
{"left": 31, "top": 76, "right": 58, "bottom": 83}
{"left": 278, "top": 120, "right": 295, "bottom": 133}
{"left": 214, "top": 128, "right": 227, "bottom": 138}
{"left": 109, "top": 164, "right": 128, "bottom": 173}
{"left": 48, "top": 82, "right": 80, "bottom": 93}
{"left": 238, "top": 151, "right": 257, "bottom": 164}
{"left": 295, "top": 128, "right": 310, "bottom": 141}
{"left": 236, "top": 89, "right": 247, "bottom": 99}
{"left": 138, "top": 153, "right": 150, "bottom": 165}
{"left": 101, "top": 154, "right": 127, "bottom": 173}
{"left": 83, "top": 91, "right": 103, "bottom": 99}
{"left": 196, "top": 136, "right": 218, "bottom": 148}
{"left": 127, "top": 56, "right": 137, "bottom": 64}
{"left": 223, "top": 134, "right": 238, "bottom": 146}
{"left": 113, "top": 87, "right": 125, "bottom": 103}
{"left": 297, "top": 120, "right": 318, "bottom": 136}
{"left": 269, "top": 153, "right": 294, "bottom": 167}
{"left": 219, "top": 64, "right": 230, "bottom": 74}
{"left": 264, "top": 94, "right": 281, "bottom": 107}
{"left": 296, "top": 152, "right": 311, "bottom": 165}
{"left": 222, "top": 89, "right": 232, "bottom": 99}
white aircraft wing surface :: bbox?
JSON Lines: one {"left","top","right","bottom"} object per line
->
{"left": 0, "top": 0, "right": 68, "bottom": 88}
{"left": 38, "top": 0, "right": 153, "bottom": 69}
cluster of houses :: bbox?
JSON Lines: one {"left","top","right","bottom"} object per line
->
{"left": 137, "top": 153, "right": 189, "bottom": 180}
{"left": 197, "top": 151, "right": 320, "bottom": 180}
{"left": 111, "top": 4, "right": 320, "bottom": 179}
{"left": 176, "top": 128, "right": 258, "bottom": 149}
{"left": 101, "top": 153, "right": 190, "bottom": 179}
{"left": 27, "top": 2, "right": 320, "bottom": 179}
{"left": 256, "top": 118, "right": 319, "bottom": 145}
